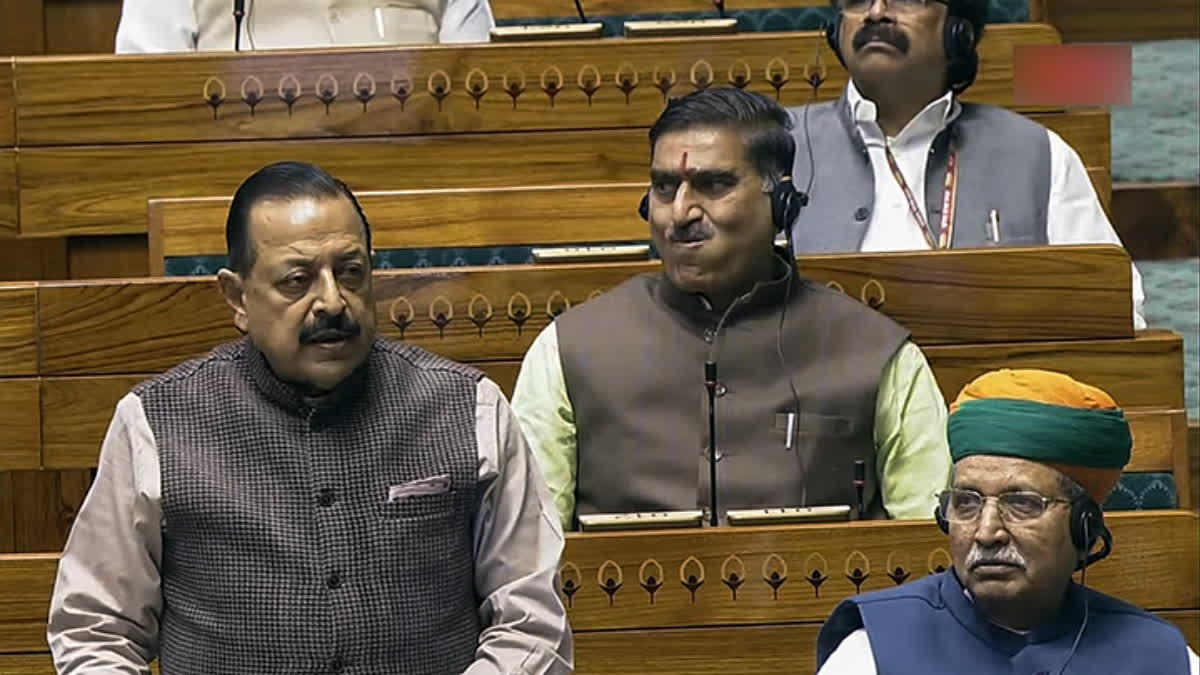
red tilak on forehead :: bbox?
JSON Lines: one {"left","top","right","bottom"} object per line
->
{"left": 679, "top": 151, "right": 688, "bottom": 175}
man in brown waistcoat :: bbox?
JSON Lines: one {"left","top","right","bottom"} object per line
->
{"left": 48, "top": 161, "right": 573, "bottom": 675}
{"left": 511, "top": 87, "right": 952, "bottom": 531}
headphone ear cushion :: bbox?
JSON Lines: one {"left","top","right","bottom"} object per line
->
{"left": 1069, "top": 498, "right": 1103, "bottom": 552}
{"left": 935, "top": 504, "right": 950, "bottom": 534}
{"left": 638, "top": 192, "right": 650, "bottom": 222}
{"left": 943, "top": 16, "right": 979, "bottom": 93}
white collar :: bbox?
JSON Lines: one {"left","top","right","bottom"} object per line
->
{"left": 846, "top": 80, "right": 957, "bottom": 146}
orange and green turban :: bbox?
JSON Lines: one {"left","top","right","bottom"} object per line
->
{"left": 947, "top": 369, "right": 1132, "bottom": 504}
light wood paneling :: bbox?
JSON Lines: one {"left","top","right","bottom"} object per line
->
{"left": 923, "top": 329, "right": 1185, "bottom": 410}
{"left": 0, "top": 284, "right": 38, "bottom": 375}
{"left": 30, "top": 247, "right": 1135, "bottom": 377}
{"left": 12, "top": 25, "right": 1062, "bottom": 146}
{"left": 33, "top": 370, "right": 1184, "bottom": 474}
{"left": 0, "top": 379, "right": 40, "bottom": 470}
{"left": 151, "top": 183, "right": 650, "bottom": 262}
{"left": 40, "top": 375, "right": 145, "bottom": 469}
{"left": 576, "top": 624, "right": 820, "bottom": 675}
{"left": 17, "top": 109, "right": 1110, "bottom": 238}
{"left": 558, "top": 512, "right": 1199, "bottom": 630}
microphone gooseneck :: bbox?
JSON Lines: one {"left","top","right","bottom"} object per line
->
{"left": 573, "top": 0, "right": 589, "bottom": 23}
{"left": 233, "top": 0, "right": 246, "bottom": 51}
{"left": 853, "top": 459, "right": 866, "bottom": 517}
{"left": 703, "top": 291, "right": 752, "bottom": 527}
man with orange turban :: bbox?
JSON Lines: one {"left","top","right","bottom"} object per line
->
{"left": 815, "top": 369, "right": 1198, "bottom": 674}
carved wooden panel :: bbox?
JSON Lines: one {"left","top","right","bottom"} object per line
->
{"left": 0, "top": 285, "right": 38, "bottom": 376}
{"left": 557, "top": 512, "right": 1199, "bottom": 630}
{"left": 31, "top": 246, "right": 1136, "bottom": 377}
{"left": 17, "top": 110, "right": 1112, "bottom": 238}
{"left": 12, "top": 25, "right": 1061, "bottom": 146}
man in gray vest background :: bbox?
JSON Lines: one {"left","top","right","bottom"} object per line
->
{"left": 790, "top": 0, "right": 1146, "bottom": 329}
{"left": 47, "top": 162, "right": 573, "bottom": 675}
{"left": 511, "top": 88, "right": 952, "bottom": 531}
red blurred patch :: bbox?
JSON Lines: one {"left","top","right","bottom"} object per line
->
{"left": 1013, "top": 44, "right": 1132, "bottom": 106}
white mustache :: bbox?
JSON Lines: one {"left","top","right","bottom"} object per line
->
{"left": 965, "top": 544, "right": 1027, "bottom": 570}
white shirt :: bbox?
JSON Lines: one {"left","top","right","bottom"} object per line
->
{"left": 846, "top": 81, "right": 1147, "bottom": 330}
{"left": 47, "top": 378, "right": 572, "bottom": 675}
{"left": 818, "top": 627, "right": 1200, "bottom": 674}
{"left": 115, "top": 0, "right": 495, "bottom": 53}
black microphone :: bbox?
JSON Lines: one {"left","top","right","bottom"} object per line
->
{"left": 853, "top": 459, "right": 866, "bottom": 517}
{"left": 233, "top": 0, "right": 246, "bottom": 52}
{"left": 704, "top": 360, "right": 720, "bottom": 527}
{"left": 713, "top": 0, "right": 726, "bottom": 18}
{"left": 573, "top": 0, "right": 588, "bottom": 23}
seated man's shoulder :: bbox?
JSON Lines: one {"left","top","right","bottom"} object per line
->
{"left": 132, "top": 338, "right": 253, "bottom": 397}
{"left": 1085, "top": 587, "right": 1189, "bottom": 631}
{"left": 798, "top": 276, "right": 908, "bottom": 333}
{"left": 960, "top": 101, "right": 1049, "bottom": 136}
{"left": 557, "top": 273, "right": 657, "bottom": 321}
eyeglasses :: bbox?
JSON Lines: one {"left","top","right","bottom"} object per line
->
{"left": 837, "top": 0, "right": 947, "bottom": 14}
{"left": 937, "top": 488, "right": 1072, "bottom": 524}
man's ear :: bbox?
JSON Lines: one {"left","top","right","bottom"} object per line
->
{"left": 217, "top": 268, "right": 249, "bottom": 335}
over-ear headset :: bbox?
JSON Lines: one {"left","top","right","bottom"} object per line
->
{"left": 637, "top": 176, "right": 806, "bottom": 233}
{"left": 824, "top": 2, "right": 980, "bottom": 94}
{"left": 934, "top": 494, "right": 1114, "bottom": 572}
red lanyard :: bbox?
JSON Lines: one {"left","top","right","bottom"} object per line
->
{"left": 883, "top": 142, "right": 959, "bottom": 250}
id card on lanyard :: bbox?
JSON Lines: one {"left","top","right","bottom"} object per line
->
{"left": 883, "top": 142, "right": 959, "bottom": 250}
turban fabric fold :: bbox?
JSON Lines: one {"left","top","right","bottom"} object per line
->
{"left": 947, "top": 369, "right": 1132, "bottom": 503}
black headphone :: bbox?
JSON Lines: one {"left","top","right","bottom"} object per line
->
{"left": 935, "top": 494, "right": 1113, "bottom": 572}
{"left": 824, "top": 3, "right": 980, "bottom": 94}
{"left": 638, "top": 176, "right": 806, "bottom": 233}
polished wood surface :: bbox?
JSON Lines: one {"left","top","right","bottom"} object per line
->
{"left": 67, "top": 234, "right": 151, "bottom": 279}
{"left": 0, "top": 60, "right": 14, "bottom": 146}
{"left": 7, "top": 469, "right": 91, "bottom": 553}
{"left": 28, "top": 369, "right": 1183, "bottom": 475}
{"left": 923, "top": 330, "right": 1184, "bottom": 410}
{"left": 17, "top": 108, "right": 1111, "bottom": 238}
{"left": 11, "top": 25, "right": 1061, "bottom": 146}
{"left": 493, "top": 0, "right": 826, "bottom": 19}
{"left": 149, "top": 182, "right": 650, "bottom": 267}
{"left": 1048, "top": 0, "right": 1200, "bottom": 42}
{"left": 1113, "top": 182, "right": 1200, "bottom": 260}
{"left": 0, "top": 150, "right": 17, "bottom": 234}
{"left": 0, "top": 285, "right": 38, "bottom": 376}
{"left": 0, "top": 1, "right": 45, "bottom": 56}
{"left": 1, "top": 513, "right": 1195, "bottom": 654}
{"left": 0, "top": 473, "right": 13, "bottom": 552}
{"left": 43, "top": 0, "right": 121, "bottom": 55}
{"left": 19, "top": 129, "right": 648, "bottom": 237}
{"left": 0, "top": 239, "right": 69, "bottom": 282}
{"left": 558, "top": 512, "right": 1200, "bottom": 630}
{"left": 22, "top": 247, "right": 1134, "bottom": 378}
{"left": 0, "top": 380, "right": 41, "bottom": 471}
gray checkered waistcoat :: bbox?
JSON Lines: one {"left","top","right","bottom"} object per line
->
{"left": 137, "top": 337, "right": 484, "bottom": 675}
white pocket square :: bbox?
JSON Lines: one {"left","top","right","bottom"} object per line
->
{"left": 386, "top": 474, "right": 451, "bottom": 502}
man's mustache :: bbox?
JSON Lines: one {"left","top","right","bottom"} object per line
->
{"left": 965, "top": 544, "right": 1027, "bottom": 571}
{"left": 666, "top": 222, "right": 713, "bottom": 243}
{"left": 299, "top": 313, "right": 362, "bottom": 344}
{"left": 852, "top": 22, "right": 910, "bottom": 53}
